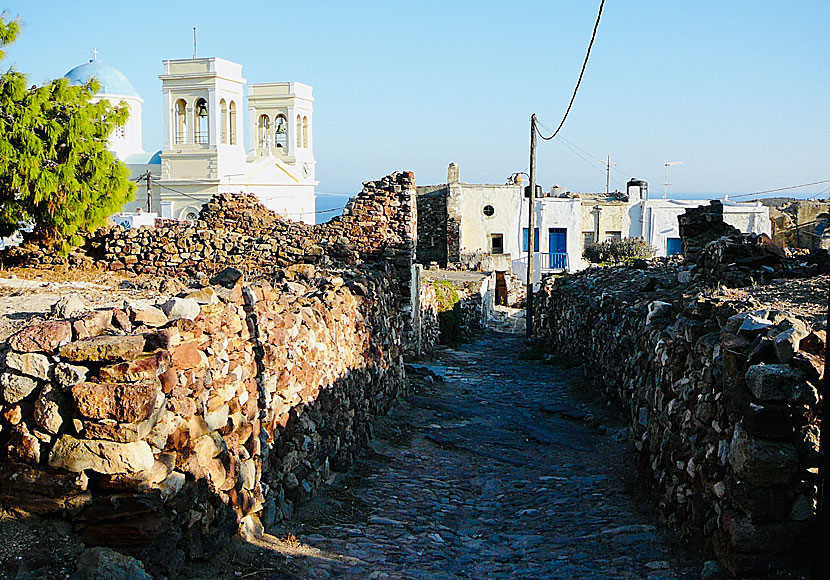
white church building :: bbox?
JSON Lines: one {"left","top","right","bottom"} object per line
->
{"left": 64, "top": 55, "right": 317, "bottom": 223}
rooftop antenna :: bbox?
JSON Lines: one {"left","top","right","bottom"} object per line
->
{"left": 193, "top": 27, "right": 197, "bottom": 59}
{"left": 664, "top": 156, "right": 684, "bottom": 199}
{"left": 596, "top": 155, "right": 618, "bottom": 195}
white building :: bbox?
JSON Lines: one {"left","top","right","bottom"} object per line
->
{"left": 417, "top": 163, "right": 772, "bottom": 288}
{"left": 64, "top": 55, "right": 317, "bottom": 223}
{"left": 626, "top": 180, "right": 771, "bottom": 258}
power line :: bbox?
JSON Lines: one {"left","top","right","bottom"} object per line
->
{"left": 731, "top": 179, "right": 830, "bottom": 199}
{"left": 536, "top": 0, "right": 606, "bottom": 142}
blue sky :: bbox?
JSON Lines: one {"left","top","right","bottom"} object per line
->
{"left": 2, "top": 1, "right": 829, "bottom": 202}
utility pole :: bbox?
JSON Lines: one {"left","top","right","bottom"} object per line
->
{"left": 817, "top": 287, "right": 830, "bottom": 574}
{"left": 600, "top": 155, "right": 617, "bottom": 195}
{"left": 526, "top": 114, "right": 538, "bottom": 339}
{"left": 145, "top": 171, "right": 152, "bottom": 213}
{"left": 663, "top": 156, "right": 684, "bottom": 199}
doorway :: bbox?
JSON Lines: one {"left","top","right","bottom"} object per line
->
{"left": 495, "top": 271, "right": 508, "bottom": 306}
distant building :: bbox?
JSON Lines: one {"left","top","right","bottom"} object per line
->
{"left": 759, "top": 198, "right": 830, "bottom": 250}
{"left": 64, "top": 55, "right": 317, "bottom": 223}
{"left": 417, "top": 163, "right": 772, "bottom": 287}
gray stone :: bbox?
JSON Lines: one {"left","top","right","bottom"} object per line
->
{"left": 160, "top": 297, "right": 200, "bottom": 321}
{"left": 725, "top": 310, "right": 770, "bottom": 334}
{"left": 0, "top": 372, "right": 39, "bottom": 403}
{"left": 51, "top": 294, "right": 87, "bottom": 319}
{"left": 48, "top": 435, "right": 154, "bottom": 474}
{"left": 54, "top": 363, "right": 88, "bottom": 390}
{"left": 772, "top": 327, "right": 809, "bottom": 363}
{"left": 72, "top": 547, "right": 153, "bottom": 580}
{"left": 745, "top": 363, "right": 817, "bottom": 404}
{"left": 737, "top": 314, "right": 773, "bottom": 336}
{"left": 209, "top": 266, "right": 243, "bottom": 288}
{"left": 728, "top": 422, "right": 798, "bottom": 486}
{"left": 204, "top": 404, "right": 229, "bottom": 431}
{"left": 3, "top": 351, "right": 52, "bottom": 380}
{"left": 34, "top": 384, "right": 67, "bottom": 435}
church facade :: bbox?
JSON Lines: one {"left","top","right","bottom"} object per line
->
{"left": 64, "top": 55, "right": 317, "bottom": 224}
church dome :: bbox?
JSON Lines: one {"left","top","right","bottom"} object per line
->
{"left": 64, "top": 61, "right": 140, "bottom": 98}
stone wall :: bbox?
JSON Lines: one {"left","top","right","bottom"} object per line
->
{"left": 533, "top": 265, "right": 821, "bottom": 577}
{"left": 0, "top": 265, "right": 406, "bottom": 577}
{"left": 416, "top": 188, "right": 449, "bottom": 267}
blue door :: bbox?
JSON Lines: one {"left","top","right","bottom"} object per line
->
{"left": 666, "top": 237, "right": 683, "bottom": 256}
{"left": 548, "top": 228, "right": 568, "bottom": 269}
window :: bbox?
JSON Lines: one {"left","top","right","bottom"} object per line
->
{"left": 522, "top": 228, "right": 540, "bottom": 252}
{"left": 583, "top": 231, "right": 596, "bottom": 247}
{"left": 490, "top": 233, "right": 504, "bottom": 255}
{"left": 605, "top": 231, "right": 622, "bottom": 242}
{"left": 174, "top": 99, "right": 187, "bottom": 144}
{"left": 229, "top": 101, "right": 237, "bottom": 145}
{"left": 194, "top": 98, "right": 208, "bottom": 144}
{"left": 220, "top": 99, "right": 227, "bottom": 144}
{"left": 483, "top": 204, "right": 495, "bottom": 217}
{"left": 296, "top": 115, "right": 302, "bottom": 148}
{"left": 274, "top": 114, "right": 288, "bottom": 149}
{"left": 302, "top": 116, "right": 308, "bottom": 148}
{"left": 258, "top": 114, "right": 270, "bottom": 149}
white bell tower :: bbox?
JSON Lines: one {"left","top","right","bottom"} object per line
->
{"left": 247, "top": 82, "right": 315, "bottom": 184}
{"left": 159, "top": 57, "right": 247, "bottom": 182}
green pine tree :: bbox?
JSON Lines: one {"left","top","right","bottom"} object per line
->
{"left": 0, "top": 14, "right": 134, "bottom": 254}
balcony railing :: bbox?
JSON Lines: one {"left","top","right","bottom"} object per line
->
{"left": 194, "top": 131, "right": 209, "bottom": 145}
{"left": 544, "top": 252, "right": 569, "bottom": 271}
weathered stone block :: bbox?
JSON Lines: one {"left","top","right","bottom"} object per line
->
{"left": 729, "top": 422, "right": 798, "bottom": 486}
{"left": 129, "top": 305, "right": 168, "bottom": 327}
{"left": 53, "top": 363, "right": 88, "bottom": 390}
{"left": 772, "top": 327, "right": 809, "bottom": 363}
{"left": 60, "top": 335, "right": 146, "bottom": 363}
{"left": 9, "top": 321, "right": 73, "bottom": 353}
{"left": 0, "top": 463, "right": 90, "bottom": 514}
{"left": 34, "top": 384, "right": 68, "bottom": 435}
{"left": 83, "top": 393, "right": 166, "bottom": 443}
{"left": 99, "top": 350, "right": 171, "bottom": 383}
{"left": 72, "top": 381, "right": 160, "bottom": 423}
{"left": 7, "top": 422, "right": 41, "bottom": 463}
{"left": 0, "top": 372, "right": 39, "bottom": 404}
{"left": 48, "top": 435, "right": 154, "bottom": 474}
{"left": 3, "top": 352, "right": 52, "bottom": 380}
{"left": 745, "top": 363, "right": 817, "bottom": 404}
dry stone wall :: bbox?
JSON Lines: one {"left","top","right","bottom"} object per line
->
{"left": 0, "top": 265, "right": 406, "bottom": 577}
{"left": 533, "top": 265, "right": 821, "bottom": 577}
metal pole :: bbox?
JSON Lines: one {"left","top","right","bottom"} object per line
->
{"left": 526, "top": 114, "right": 537, "bottom": 339}
{"left": 146, "top": 171, "right": 152, "bottom": 213}
{"left": 816, "top": 285, "right": 830, "bottom": 572}
{"left": 606, "top": 155, "right": 610, "bottom": 195}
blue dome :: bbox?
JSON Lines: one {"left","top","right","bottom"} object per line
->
{"left": 64, "top": 61, "right": 140, "bottom": 98}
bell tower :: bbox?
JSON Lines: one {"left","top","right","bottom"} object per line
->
{"left": 159, "top": 57, "right": 246, "bottom": 182}
{"left": 247, "top": 82, "right": 315, "bottom": 184}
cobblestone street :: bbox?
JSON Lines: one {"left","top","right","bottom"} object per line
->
{"left": 276, "top": 333, "right": 700, "bottom": 579}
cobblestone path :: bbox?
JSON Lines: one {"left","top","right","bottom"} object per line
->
{"left": 277, "top": 333, "right": 699, "bottom": 579}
